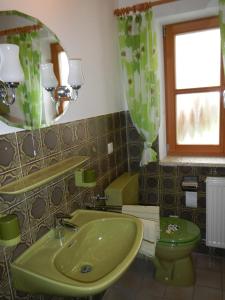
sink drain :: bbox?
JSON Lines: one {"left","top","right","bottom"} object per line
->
{"left": 80, "top": 264, "right": 92, "bottom": 273}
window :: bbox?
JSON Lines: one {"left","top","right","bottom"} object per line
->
{"left": 164, "top": 17, "right": 225, "bottom": 156}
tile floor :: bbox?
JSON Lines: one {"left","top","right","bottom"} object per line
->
{"left": 102, "top": 253, "right": 225, "bottom": 300}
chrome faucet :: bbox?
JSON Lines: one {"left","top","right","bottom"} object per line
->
{"left": 54, "top": 213, "right": 79, "bottom": 239}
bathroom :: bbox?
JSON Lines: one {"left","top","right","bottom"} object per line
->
{"left": 0, "top": 0, "right": 224, "bottom": 299}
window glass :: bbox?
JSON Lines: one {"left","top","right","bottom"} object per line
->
{"left": 175, "top": 29, "right": 221, "bottom": 89}
{"left": 176, "top": 92, "right": 220, "bottom": 145}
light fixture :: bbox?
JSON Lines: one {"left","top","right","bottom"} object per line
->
{"left": 40, "top": 59, "right": 84, "bottom": 102}
{"left": 0, "top": 44, "right": 24, "bottom": 106}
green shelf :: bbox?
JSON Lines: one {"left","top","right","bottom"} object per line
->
{"left": 0, "top": 156, "right": 89, "bottom": 195}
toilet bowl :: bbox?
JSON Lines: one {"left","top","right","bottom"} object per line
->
{"left": 105, "top": 172, "right": 201, "bottom": 286}
{"left": 152, "top": 216, "right": 200, "bottom": 286}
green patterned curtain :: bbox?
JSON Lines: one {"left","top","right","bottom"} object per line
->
{"left": 117, "top": 10, "right": 160, "bottom": 166}
{"left": 7, "top": 31, "right": 42, "bottom": 129}
{"left": 220, "top": 0, "right": 225, "bottom": 70}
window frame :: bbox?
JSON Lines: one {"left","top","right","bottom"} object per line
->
{"left": 164, "top": 16, "right": 225, "bottom": 156}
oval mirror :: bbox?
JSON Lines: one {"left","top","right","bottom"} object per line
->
{"left": 0, "top": 10, "right": 70, "bottom": 129}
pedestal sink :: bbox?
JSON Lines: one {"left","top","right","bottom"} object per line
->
{"left": 11, "top": 209, "right": 143, "bottom": 297}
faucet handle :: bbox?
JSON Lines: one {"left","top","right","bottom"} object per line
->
{"left": 54, "top": 213, "right": 72, "bottom": 227}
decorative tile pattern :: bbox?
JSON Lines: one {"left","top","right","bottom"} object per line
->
{"left": 0, "top": 133, "right": 20, "bottom": 173}
{"left": 0, "top": 111, "right": 128, "bottom": 298}
{"left": 59, "top": 122, "right": 75, "bottom": 150}
{"left": 16, "top": 130, "right": 43, "bottom": 165}
{"left": 40, "top": 125, "right": 61, "bottom": 156}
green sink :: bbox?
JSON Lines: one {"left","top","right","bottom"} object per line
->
{"left": 11, "top": 209, "right": 143, "bottom": 297}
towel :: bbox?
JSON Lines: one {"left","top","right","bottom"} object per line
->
{"left": 139, "top": 240, "right": 156, "bottom": 257}
{"left": 122, "top": 205, "right": 160, "bottom": 240}
{"left": 141, "top": 218, "right": 156, "bottom": 242}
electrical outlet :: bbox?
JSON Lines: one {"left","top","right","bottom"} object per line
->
{"left": 107, "top": 142, "right": 113, "bottom": 154}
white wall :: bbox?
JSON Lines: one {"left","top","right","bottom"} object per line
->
{"left": 0, "top": 0, "right": 124, "bottom": 134}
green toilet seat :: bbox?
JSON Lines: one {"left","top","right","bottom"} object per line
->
{"left": 158, "top": 217, "right": 200, "bottom": 245}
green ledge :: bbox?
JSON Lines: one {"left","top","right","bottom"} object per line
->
{"left": 0, "top": 156, "right": 89, "bottom": 195}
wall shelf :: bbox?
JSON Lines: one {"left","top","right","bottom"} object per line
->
{"left": 0, "top": 156, "right": 89, "bottom": 195}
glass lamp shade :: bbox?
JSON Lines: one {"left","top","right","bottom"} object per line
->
{"left": 40, "top": 63, "right": 58, "bottom": 89}
{"left": 68, "top": 59, "right": 84, "bottom": 87}
{"left": 0, "top": 44, "right": 24, "bottom": 82}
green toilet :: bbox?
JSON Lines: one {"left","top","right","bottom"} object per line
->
{"left": 105, "top": 173, "right": 201, "bottom": 286}
{"left": 153, "top": 217, "right": 200, "bottom": 286}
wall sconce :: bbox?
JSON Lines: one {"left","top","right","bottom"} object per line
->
{"left": 40, "top": 59, "right": 84, "bottom": 102}
{"left": 0, "top": 44, "right": 24, "bottom": 106}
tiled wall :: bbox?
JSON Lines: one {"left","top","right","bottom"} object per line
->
{"left": 0, "top": 111, "right": 128, "bottom": 300}
{"left": 126, "top": 112, "right": 225, "bottom": 255}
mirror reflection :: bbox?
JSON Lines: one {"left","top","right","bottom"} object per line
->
{"left": 0, "top": 10, "right": 70, "bottom": 129}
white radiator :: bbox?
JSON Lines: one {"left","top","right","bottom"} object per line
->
{"left": 206, "top": 177, "right": 225, "bottom": 249}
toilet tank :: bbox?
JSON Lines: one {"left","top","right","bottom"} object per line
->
{"left": 104, "top": 172, "right": 139, "bottom": 206}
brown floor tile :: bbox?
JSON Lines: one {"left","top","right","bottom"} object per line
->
{"left": 195, "top": 253, "right": 222, "bottom": 272}
{"left": 135, "top": 288, "right": 162, "bottom": 300}
{"left": 103, "top": 286, "right": 136, "bottom": 300}
{"left": 113, "top": 269, "right": 142, "bottom": 291}
{"left": 139, "top": 276, "right": 167, "bottom": 298}
{"left": 193, "top": 286, "right": 222, "bottom": 300}
{"left": 163, "top": 286, "right": 194, "bottom": 300}
{"left": 196, "top": 269, "right": 222, "bottom": 289}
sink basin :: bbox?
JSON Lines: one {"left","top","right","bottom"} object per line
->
{"left": 11, "top": 209, "right": 143, "bottom": 297}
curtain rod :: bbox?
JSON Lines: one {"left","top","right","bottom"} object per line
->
{"left": 114, "top": 0, "right": 177, "bottom": 16}
{"left": 0, "top": 24, "right": 42, "bottom": 37}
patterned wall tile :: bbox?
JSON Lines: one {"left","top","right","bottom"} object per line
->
{"left": 64, "top": 174, "right": 80, "bottom": 201}
{"left": 145, "top": 176, "right": 160, "bottom": 191}
{"left": 145, "top": 162, "right": 160, "bottom": 175}
{"left": 126, "top": 111, "right": 134, "bottom": 128}
{"left": 0, "top": 284, "right": 12, "bottom": 300}
{"left": 105, "top": 113, "right": 114, "bottom": 133}
{"left": 16, "top": 130, "right": 43, "bottom": 165}
{"left": 127, "top": 126, "right": 143, "bottom": 143}
{"left": 87, "top": 139, "right": 98, "bottom": 159}
{"left": 114, "top": 130, "right": 122, "bottom": 148}
{"left": 161, "top": 192, "right": 177, "bottom": 208}
{"left": 30, "top": 216, "right": 53, "bottom": 243}
{"left": 26, "top": 189, "right": 50, "bottom": 228}
{"left": 99, "top": 156, "right": 109, "bottom": 176}
{"left": 128, "top": 143, "right": 143, "bottom": 160}
{"left": 0, "top": 169, "right": 24, "bottom": 212}
{"left": 86, "top": 117, "right": 98, "bottom": 140}
{"left": 44, "top": 153, "right": 62, "bottom": 167}
{"left": 160, "top": 177, "right": 177, "bottom": 193}
{"left": 74, "top": 119, "right": 87, "bottom": 143}
{"left": 113, "top": 112, "right": 121, "bottom": 130}
{"left": 97, "top": 136, "right": 108, "bottom": 156}
{"left": 66, "top": 193, "right": 83, "bottom": 214}
{"left": 59, "top": 122, "right": 75, "bottom": 150}
{"left": 160, "top": 166, "right": 177, "bottom": 177}
{"left": 129, "top": 159, "right": 141, "bottom": 172}
{"left": 0, "top": 132, "right": 20, "bottom": 173}
{"left": 40, "top": 125, "right": 61, "bottom": 157}
{"left": 177, "top": 166, "right": 196, "bottom": 177}
{"left": 144, "top": 190, "right": 160, "bottom": 205}
{"left": 22, "top": 159, "right": 45, "bottom": 177}
{"left": 47, "top": 180, "right": 65, "bottom": 213}
{"left": 62, "top": 145, "right": 89, "bottom": 159}
{"left": 119, "top": 111, "right": 126, "bottom": 128}
{"left": 0, "top": 250, "right": 9, "bottom": 294}
{"left": 11, "top": 231, "right": 33, "bottom": 261}
{"left": 96, "top": 115, "right": 108, "bottom": 136}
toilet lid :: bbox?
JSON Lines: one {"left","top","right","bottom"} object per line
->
{"left": 159, "top": 217, "right": 200, "bottom": 244}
